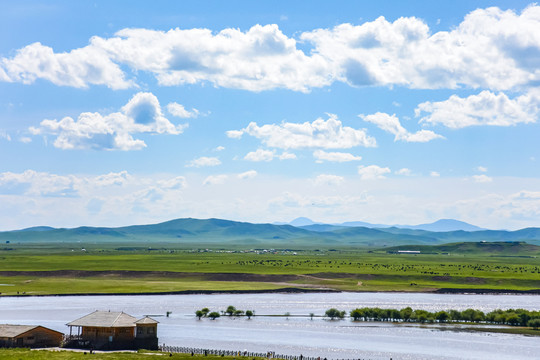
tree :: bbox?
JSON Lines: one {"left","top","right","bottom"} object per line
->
{"left": 400, "top": 307, "right": 413, "bottom": 322}
{"left": 325, "top": 308, "right": 345, "bottom": 320}
{"left": 350, "top": 309, "right": 364, "bottom": 321}
{"left": 527, "top": 318, "right": 540, "bottom": 330}
{"left": 195, "top": 310, "right": 204, "bottom": 320}
{"left": 435, "top": 311, "right": 449, "bottom": 323}
{"left": 234, "top": 309, "right": 245, "bottom": 316}
{"left": 226, "top": 305, "right": 237, "bottom": 316}
{"left": 208, "top": 311, "right": 221, "bottom": 320}
{"left": 201, "top": 308, "right": 210, "bottom": 317}
{"left": 245, "top": 310, "right": 254, "bottom": 319}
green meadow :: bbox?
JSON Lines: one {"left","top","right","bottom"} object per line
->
{"left": 0, "top": 349, "right": 265, "bottom": 360}
{"left": 1, "top": 241, "right": 539, "bottom": 295}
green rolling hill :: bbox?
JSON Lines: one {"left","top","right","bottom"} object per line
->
{"left": 1, "top": 217, "right": 540, "bottom": 248}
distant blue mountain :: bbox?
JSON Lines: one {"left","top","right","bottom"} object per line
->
{"left": 289, "top": 217, "right": 317, "bottom": 226}
{"left": 398, "top": 219, "right": 485, "bottom": 232}
{"left": 291, "top": 218, "right": 484, "bottom": 232}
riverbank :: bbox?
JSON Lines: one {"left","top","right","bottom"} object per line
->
{"left": 3, "top": 286, "right": 540, "bottom": 297}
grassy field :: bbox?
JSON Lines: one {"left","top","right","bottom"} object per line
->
{"left": 0, "top": 349, "right": 266, "bottom": 360}
{"left": 1, "top": 242, "right": 540, "bottom": 295}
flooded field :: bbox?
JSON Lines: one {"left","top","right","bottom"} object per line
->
{"left": 1, "top": 292, "right": 540, "bottom": 359}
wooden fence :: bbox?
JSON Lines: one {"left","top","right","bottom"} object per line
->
{"left": 159, "top": 345, "right": 385, "bottom": 360}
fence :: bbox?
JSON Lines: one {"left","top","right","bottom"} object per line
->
{"left": 159, "top": 345, "right": 385, "bottom": 360}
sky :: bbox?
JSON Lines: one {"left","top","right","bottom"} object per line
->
{"left": 1, "top": 0, "right": 539, "bottom": 231}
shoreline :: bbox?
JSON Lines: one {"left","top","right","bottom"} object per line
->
{"left": 2, "top": 287, "right": 540, "bottom": 297}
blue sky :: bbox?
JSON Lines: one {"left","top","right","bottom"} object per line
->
{"left": 1, "top": 0, "right": 539, "bottom": 230}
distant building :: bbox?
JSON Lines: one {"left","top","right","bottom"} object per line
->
{"left": 397, "top": 250, "right": 421, "bottom": 254}
{"left": 66, "top": 311, "right": 158, "bottom": 350}
{"left": 0, "top": 324, "right": 63, "bottom": 348}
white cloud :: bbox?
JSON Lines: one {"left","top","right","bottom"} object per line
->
{"left": 395, "top": 168, "right": 412, "bottom": 176}
{"left": 187, "top": 156, "right": 221, "bottom": 167}
{"left": 313, "top": 174, "right": 344, "bottom": 186}
{"left": 244, "top": 149, "right": 275, "bottom": 162}
{"left": 0, "top": 42, "right": 133, "bottom": 89}
{"left": 226, "top": 130, "right": 244, "bottom": 139}
{"left": 417, "top": 90, "right": 540, "bottom": 129}
{"left": 92, "top": 25, "right": 331, "bottom": 92}
{"left": 358, "top": 165, "right": 391, "bottom": 180}
{"left": 476, "top": 166, "right": 488, "bottom": 173}
{"left": 279, "top": 152, "right": 297, "bottom": 160}
{"left": 158, "top": 176, "right": 187, "bottom": 190}
{"left": 313, "top": 150, "right": 362, "bottom": 163}
{"left": 2, "top": 6, "right": 540, "bottom": 92}
{"left": 238, "top": 170, "right": 258, "bottom": 179}
{"left": 430, "top": 171, "right": 441, "bottom": 177}
{"left": 230, "top": 114, "right": 376, "bottom": 149}
{"left": 302, "top": 6, "right": 540, "bottom": 91}
{"left": 29, "top": 92, "right": 186, "bottom": 151}
{"left": 93, "top": 171, "right": 131, "bottom": 187}
{"left": 19, "top": 136, "right": 32, "bottom": 143}
{"left": 214, "top": 146, "right": 225, "bottom": 152}
{"left": 0, "top": 170, "right": 79, "bottom": 197}
{"left": 472, "top": 174, "right": 493, "bottom": 183}
{"left": 167, "top": 102, "right": 199, "bottom": 118}
{"left": 361, "top": 112, "right": 443, "bottom": 142}
{"left": 244, "top": 149, "right": 297, "bottom": 161}
{"left": 203, "top": 174, "right": 228, "bottom": 186}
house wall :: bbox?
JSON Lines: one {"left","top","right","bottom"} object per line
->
{"left": 0, "top": 328, "right": 63, "bottom": 348}
{"left": 81, "top": 326, "right": 135, "bottom": 349}
{"left": 135, "top": 324, "right": 158, "bottom": 350}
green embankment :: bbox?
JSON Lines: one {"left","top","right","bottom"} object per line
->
{"left": 0, "top": 349, "right": 266, "bottom": 360}
{"left": 0, "top": 242, "right": 539, "bottom": 295}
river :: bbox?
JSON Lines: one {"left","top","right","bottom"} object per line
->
{"left": 1, "top": 292, "right": 539, "bottom": 359}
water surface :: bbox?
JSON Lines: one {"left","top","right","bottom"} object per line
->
{"left": 1, "top": 292, "right": 539, "bottom": 359}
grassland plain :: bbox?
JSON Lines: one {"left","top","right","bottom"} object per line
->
{"left": 1, "top": 242, "right": 540, "bottom": 295}
{"left": 0, "top": 349, "right": 261, "bottom": 360}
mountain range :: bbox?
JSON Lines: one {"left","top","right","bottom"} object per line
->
{"left": 1, "top": 217, "right": 539, "bottom": 248}
{"left": 287, "top": 217, "right": 485, "bottom": 232}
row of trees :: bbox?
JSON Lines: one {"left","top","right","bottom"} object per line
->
{"left": 346, "top": 307, "right": 540, "bottom": 328}
{"left": 195, "top": 306, "right": 254, "bottom": 320}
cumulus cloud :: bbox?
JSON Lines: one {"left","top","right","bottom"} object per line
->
{"left": 417, "top": 90, "right": 540, "bottom": 128}
{"left": 0, "top": 170, "right": 79, "bottom": 197}
{"left": 302, "top": 5, "right": 540, "bottom": 91}
{"left": 472, "top": 174, "right": 493, "bottom": 183}
{"left": 93, "top": 171, "right": 131, "bottom": 186}
{"left": 167, "top": 102, "right": 199, "bottom": 118}
{"left": 238, "top": 170, "right": 258, "bottom": 179}
{"left": 279, "top": 152, "right": 297, "bottom": 160}
{"left": 157, "top": 176, "right": 187, "bottom": 190}
{"left": 92, "top": 24, "right": 331, "bottom": 92}
{"left": 244, "top": 149, "right": 275, "bottom": 162}
{"left": 2, "top": 6, "right": 540, "bottom": 92}
{"left": 187, "top": 156, "right": 221, "bottom": 167}
{"left": 243, "top": 149, "right": 296, "bottom": 162}
{"left": 361, "top": 112, "right": 443, "bottom": 142}
{"left": 430, "top": 171, "right": 441, "bottom": 177}
{"left": 358, "top": 165, "right": 391, "bottom": 180}
{"left": 313, "top": 150, "right": 362, "bottom": 163}
{"left": 230, "top": 114, "right": 376, "bottom": 149}
{"left": 29, "top": 92, "right": 186, "bottom": 150}
{"left": 313, "top": 174, "right": 344, "bottom": 186}
{"left": 0, "top": 42, "right": 133, "bottom": 89}
{"left": 395, "top": 168, "right": 412, "bottom": 176}
{"left": 476, "top": 166, "right": 488, "bottom": 173}
{"left": 203, "top": 174, "right": 228, "bottom": 186}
